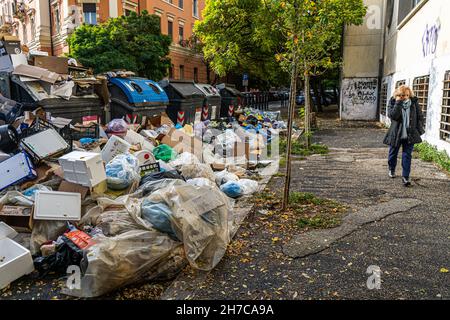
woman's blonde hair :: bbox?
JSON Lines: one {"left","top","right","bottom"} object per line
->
{"left": 394, "top": 85, "right": 415, "bottom": 98}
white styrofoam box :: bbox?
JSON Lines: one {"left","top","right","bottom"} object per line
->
{"left": 134, "top": 150, "right": 156, "bottom": 166}
{"left": 20, "top": 128, "right": 69, "bottom": 160}
{"left": 59, "top": 151, "right": 106, "bottom": 187}
{"left": 0, "top": 151, "right": 37, "bottom": 192}
{"left": 101, "top": 135, "right": 131, "bottom": 163}
{"left": 0, "top": 222, "right": 34, "bottom": 289}
{"left": 34, "top": 191, "right": 81, "bottom": 221}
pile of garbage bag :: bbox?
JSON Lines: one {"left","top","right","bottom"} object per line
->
{"left": 0, "top": 86, "right": 283, "bottom": 297}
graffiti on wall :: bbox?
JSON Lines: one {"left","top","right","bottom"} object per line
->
{"left": 341, "top": 78, "right": 378, "bottom": 120}
{"left": 422, "top": 21, "right": 441, "bottom": 57}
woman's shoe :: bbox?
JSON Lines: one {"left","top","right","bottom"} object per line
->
{"left": 389, "top": 170, "right": 396, "bottom": 178}
{"left": 402, "top": 177, "right": 411, "bottom": 187}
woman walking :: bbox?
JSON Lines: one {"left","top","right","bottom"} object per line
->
{"left": 383, "top": 85, "right": 425, "bottom": 187}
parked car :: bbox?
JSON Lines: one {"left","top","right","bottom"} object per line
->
{"left": 296, "top": 90, "right": 337, "bottom": 107}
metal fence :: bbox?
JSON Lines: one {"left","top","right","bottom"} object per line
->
{"left": 241, "top": 92, "right": 270, "bottom": 110}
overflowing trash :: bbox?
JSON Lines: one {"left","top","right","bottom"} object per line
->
{"left": 0, "top": 36, "right": 290, "bottom": 297}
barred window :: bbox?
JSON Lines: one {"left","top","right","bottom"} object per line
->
{"left": 380, "top": 82, "right": 388, "bottom": 116}
{"left": 396, "top": 80, "right": 406, "bottom": 88}
{"left": 440, "top": 71, "right": 450, "bottom": 142}
{"left": 413, "top": 75, "right": 430, "bottom": 121}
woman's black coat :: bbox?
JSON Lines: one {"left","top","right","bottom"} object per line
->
{"left": 383, "top": 96, "right": 426, "bottom": 147}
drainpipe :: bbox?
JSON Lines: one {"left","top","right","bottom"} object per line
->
{"left": 376, "top": 0, "right": 387, "bottom": 118}
{"left": 48, "top": 0, "right": 54, "bottom": 56}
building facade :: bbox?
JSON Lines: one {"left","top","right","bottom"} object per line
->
{"left": 0, "top": 0, "right": 208, "bottom": 82}
{"left": 341, "top": 0, "right": 450, "bottom": 154}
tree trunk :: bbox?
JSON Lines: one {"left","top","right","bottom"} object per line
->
{"left": 312, "top": 77, "right": 322, "bottom": 113}
{"left": 282, "top": 65, "right": 298, "bottom": 211}
{"left": 304, "top": 72, "right": 311, "bottom": 149}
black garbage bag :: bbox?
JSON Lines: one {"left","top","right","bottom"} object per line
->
{"left": 139, "top": 170, "right": 184, "bottom": 186}
{"left": 33, "top": 236, "right": 84, "bottom": 277}
{"left": 0, "top": 96, "right": 22, "bottom": 124}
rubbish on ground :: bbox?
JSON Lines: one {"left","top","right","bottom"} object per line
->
{"left": 134, "top": 150, "right": 156, "bottom": 166}
{"left": 105, "top": 153, "right": 140, "bottom": 190}
{"left": 141, "top": 200, "right": 178, "bottom": 240}
{"left": 152, "top": 144, "right": 177, "bottom": 163}
{"left": 0, "top": 125, "right": 19, "bottom": 153}
{"left": 101, "top": 134, "right": 131, "bottom": 163}
{"left": 220, "top": 181, "right": 243, "bottom": 198}
{"left": 20, "top": 128, "right": 70, "bottom": 163}
{"left": 0, "top": 205, "right": 32, "bottom": 232}
{"left": 34, "top": 191, "right": 81, "bottom": 221}
{"left": 0, "top": 221, "right": 34, "bottom": 289}
{"left": 105, "top": 119, "right": 128, "bottom": 138}
{"left": 59, "top": 151, "right": 106, "bottom": 187}
{"left": 0, "top": 151, "right": 36, "bottom": 192}
{"left": 179, "top": 163, "right": 216, "bottom": 182}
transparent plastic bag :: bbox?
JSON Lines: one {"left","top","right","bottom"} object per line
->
{"left": 146, "top": 183, "right": 232, "bottom": 271}
{"left": 30, "top": 220, "right": 69, "bottom": 255}
{"left": 237, "top": 179, "right": 259, "bottom": 195}
{"left": 179, "top": 163, "right": 216, "bottom": 182}
{"left": 186, "top": 178, "right": 217, "bottom": 189}
{"left": 214, "top": 170, "right": 239, "bottom": 186}
{"left": 62, "top": 230, "right": 180, "bottom": 298}
{"left": 169, "top": 152, "right": 200, "bottom": 168}
{"left": 105, "top": 153, "right": 140, "bottom": 190}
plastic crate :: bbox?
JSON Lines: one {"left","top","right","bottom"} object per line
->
{"left": 140, "top": 162, "right": 160, "bottom": 177}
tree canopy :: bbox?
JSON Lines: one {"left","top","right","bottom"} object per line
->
{"left": 68, "top": 11, "right": 171, "bottom": 81}
{"left": 195, "top": 0, "right": 366, "bottom": 83}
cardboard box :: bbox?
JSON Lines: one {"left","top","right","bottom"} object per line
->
{"left": 59, "top": 151, "right": 106, "bottom": 187}
{"left": 148, "top": 112, "right": 174, "bottom": 129}
{"left": 34, "top": 191, "right": 81, "bottom": 221}
{"left": 101, "top": 135, "right": 131, "bottom": 163}
{"left": 34, "top": 56, "right": 68, "bottom": 74}
{"left": 13, "top": 64, "right": 61, "bottom": 84}
{"left": 0, "top": 205, "right": 32, "bottom": 233}
{"left": 160, "top": 128, "right": 203, "bottom": 160}
{"left": 58, "top": 180, "right": 89, "bottom": 200}
{"left": 0, "top": 222, "right": 35, "bottom": 289}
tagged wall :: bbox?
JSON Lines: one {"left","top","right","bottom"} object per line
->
{"left": 340, "top": 78, "right": 379, "bottom": 120}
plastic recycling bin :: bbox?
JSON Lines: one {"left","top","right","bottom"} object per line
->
{"left": 108, "top": 77, "right": 169, "bottom": 123}
{"left": 194, "top": 83, "right": 221, "bottom": 121}
{"left": 159, "top": 80, "right": 205, "bottom": 125}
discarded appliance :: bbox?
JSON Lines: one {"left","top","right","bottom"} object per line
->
{"left": 0, "top": 151, "right": 37, "bottom": 192}
{"left": 20, "top": 128, "right": 70, "bottom": 163}
{"left": 159, "top": 80, "right": 205, "bottom": 125}
{"left": 194, "top": 83, "right": 221, "bottom": 121}
{"left": 0, "top": 222, "right": 35, "bottom": 289}
{"left": 58, "top": 151, "right": 106, "bottom": 187}
{"left": 108, "top": 77, "right": 169, "bottom": 123}
{"left": 34, "top": 191, "right": 81, "bottom": 221}
{"left": 101, "top": 134, "right": 131, "bottom": 163}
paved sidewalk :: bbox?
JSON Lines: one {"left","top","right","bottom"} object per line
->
{"left": 167, "top": 116, "right": 450, "bottom": 300}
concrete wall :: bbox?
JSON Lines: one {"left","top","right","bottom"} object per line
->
{"left": 340, "top": 0, "right": 385, "bottom": 120}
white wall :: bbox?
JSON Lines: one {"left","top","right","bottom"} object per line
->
{"left": 381, "top": 0, "right": 450, "bottom": 154}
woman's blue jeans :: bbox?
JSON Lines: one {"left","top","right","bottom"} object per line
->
{"left": 388, "top": 140, "right": 414, "bottom": 178}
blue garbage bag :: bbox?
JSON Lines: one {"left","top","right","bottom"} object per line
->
{"left": 220, "top": 181, "right": 243, "bottom": 198}
{"left": 141, "top": 200, "right": 179, "bottom": 240}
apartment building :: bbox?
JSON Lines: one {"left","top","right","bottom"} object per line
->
{"left": 341, "top": 0, "right": 450, "bottom": 154}
{"left": 0, "top": 0, "right": 208, "bottom": 82}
